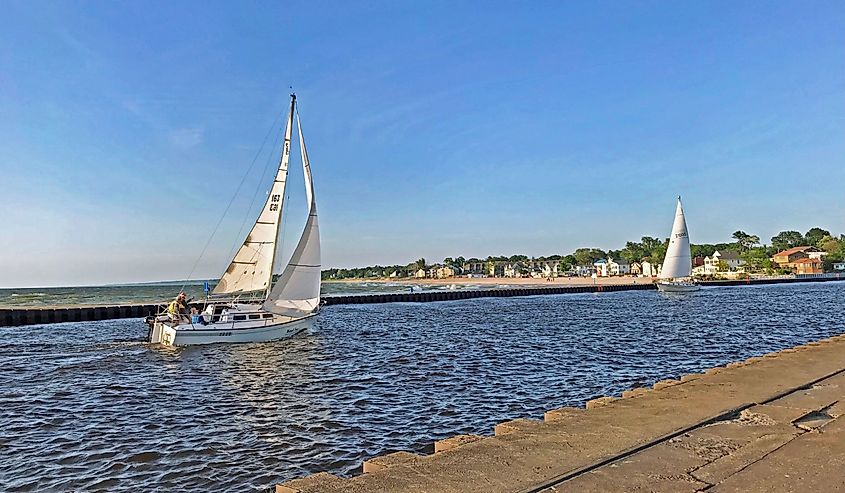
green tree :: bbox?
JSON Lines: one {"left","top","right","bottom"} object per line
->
{"left": 740, "top": 247, "right": 771, "bottom": 272}
{"left": 650, "top": 239, "right": 669, "bottom": 265}
{"left": 620, "top": 241, "right": 646, "bottom": 263}
{"left": 804, "top": 227, "right": 831, "bottom": 247}
{"left": 771, "top": 231, "right": 804, "bottom": 251}
{"left": 731, "top": 231, "right": 760, "bottom": 252}
{"left": 413, "top": 258, "right": 427, "bottom": 271}
{"left": 573, "top": 248, "right": 606, "bottom": 266}
{"left": 641, "top": 236, "right": 662, "bottom": 256}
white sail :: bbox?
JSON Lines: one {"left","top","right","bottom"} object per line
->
{"left": 214, "top": 97, "right": 296, "bottom": 294}
{"left": 658, "top": 197, "right": 692, "bottom": 279}
{"left": 262, "top": 113, "right": 321, "bottom": 316}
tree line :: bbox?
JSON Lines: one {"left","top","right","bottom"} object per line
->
{"left": 322, "top": 227, "right": 845, "bottom": 279}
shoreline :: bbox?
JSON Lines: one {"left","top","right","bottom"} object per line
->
{"left": 325, "top": 276, "right": 654, "bottom": 287}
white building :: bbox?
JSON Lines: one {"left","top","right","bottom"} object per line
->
{"left": 641, "top": 260, "right": 656, "bottom": 277}
{"left": 593, "top": 259, "right": 608, "bottom": 277}
{"left": 702, "top": 250, "right": 745, "bottom": 274}
{"left": 607, "top": 258, "right": 630, "bottom": 276}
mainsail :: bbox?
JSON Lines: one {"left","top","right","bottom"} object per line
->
{"left": 262, "top": 113, "right": 322, "bottom": 316}
{"left": 213, "top": 96, "right": 296, "bottom": 294}
{"left": 658, "top": 197, "right": 692, "bottom": 279}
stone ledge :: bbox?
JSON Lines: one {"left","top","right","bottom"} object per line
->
{"left": 434, "top": 434, "right": 484, "bottom": 453}
{"left": 362, "top": 451, "right": 422, "bottom": 474}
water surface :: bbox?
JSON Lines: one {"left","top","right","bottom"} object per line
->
{"left": 1, "top": 282, "right": 843, "bottom": 491}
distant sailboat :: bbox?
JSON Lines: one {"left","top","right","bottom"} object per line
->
{"left": 656, "top": 197, "right": 700, "bottom": 293}
{"left": 148, "top": 94, "right": 322, "bottom": 345}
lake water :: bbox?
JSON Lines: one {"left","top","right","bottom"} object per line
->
{"left": 2, "top": 282, "right": 843, "bottom": 492}
{"left": 0, "top": 281, "right": 473, "bottom": 308}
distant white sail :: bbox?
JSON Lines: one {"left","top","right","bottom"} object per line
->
{"left": 214, "top": 98, "right": 295, "bottom": 294}
{"left": 262, "top": 114, "right": 321, "bottom": 316}
{"left": 659, "top": 197, "right": 692, "bottom": 279}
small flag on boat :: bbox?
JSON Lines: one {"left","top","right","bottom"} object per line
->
{"left": 204, "top": 281, "right": 210, "bottom": 294}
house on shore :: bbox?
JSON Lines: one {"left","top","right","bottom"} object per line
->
{"left": 772, "top": 246, "right": 822, "bottom": 267}
{"left": 641, "top": 260, "right": 657, "bottom": 277}
{"left": 772, "top": 246, "right": 827, "bottom": 274}
{"left": 608, "top": 258, "right": 630, "bottom": 276}
{"left": 697, "top": 250, "right": 746, "bottom": 275}
{"left": 593, "top": 259, "right": 608, "bottom": 277}
{"left": 630, "top": 262, "right": 642, "bottom": 276}
{"left": 791, "top": 257, "right": 824, "bottom": 275}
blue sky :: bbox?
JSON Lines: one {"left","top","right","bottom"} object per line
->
{"left": 1, "top": 1, "right": 844, "bottom": 287}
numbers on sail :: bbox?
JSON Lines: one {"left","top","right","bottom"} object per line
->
{"left": 269, "top": 204, "right": 279, "bottom": 211}
{"left": 271, "top": 195, "right": 280, "bottom": 202}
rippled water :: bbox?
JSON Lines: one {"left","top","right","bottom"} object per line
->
{"left": 0, "top": 281, "right": 463, "bottom": 307}
{"left": 2, "top": 282, "right": 844, "bottom": 492}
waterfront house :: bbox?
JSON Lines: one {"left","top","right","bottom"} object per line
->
{"left": 703, "top": 250, "right": 746, "bottom": 274}
{"left": 772, "top": 246, "right": 821, "bottom": 267}
{"left": 641, "top": 260, "right": 656, "bottom": 277}
{"left": 833, "top": 262, "right": 845, "bottom": 271}
{"left": 630, "top": 262, "right": 642, "bottom": 276}
{"left": 414, "top": 269, "right": 426, "bottom": 278}
{"left": 791, "top": 257, "right": 823, "bottom": 275}
{"left": 607, "top": 258, "right": 630, "bottom": 276}
{"left": 593, "top": 259, "right": 608, "bottom": 277}
{"left": 435, "top": 266, "right": 456, "bottom": 278}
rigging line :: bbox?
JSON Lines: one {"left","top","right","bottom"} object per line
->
{"left": 224, "top": 111, "right": 287, "bottom": 264}
{"left": 179, "top": 105, "right": 289, "bottom": 292}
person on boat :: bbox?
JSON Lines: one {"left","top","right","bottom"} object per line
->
{"left": 167, "top": 292, "right": 191, "bottom": 323}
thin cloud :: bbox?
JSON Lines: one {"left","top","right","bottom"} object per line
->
{"left": 168, "top": 127, "right": 205, "bottom": 149}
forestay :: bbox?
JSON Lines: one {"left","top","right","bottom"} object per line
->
{"left": 262, "top": 114, "right": 322, "bottom": 316}
{"left": 659, "top": 197, "right": 692, "bottom": 279}
{"left": 214, "top": 98, "right": 295, "bottom": 294}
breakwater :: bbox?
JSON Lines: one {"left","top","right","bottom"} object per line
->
{"left": 1, "top": 275, "right": 843, "bottom": 327}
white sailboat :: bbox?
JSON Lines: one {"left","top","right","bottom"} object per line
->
{"left": 148, "top": 94, "right": 322, "bottom": 345}
{"left": 656, "top": 196, "right": 700, "bottom": 293}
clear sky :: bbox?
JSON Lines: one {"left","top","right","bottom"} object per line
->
{"left": 1, "top": 1, "right": 844, "bottom": 287}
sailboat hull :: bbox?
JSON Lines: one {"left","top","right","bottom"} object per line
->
{"left": 656, "top": 281, "right": 701, "bottom": 293}
{"left": 149, "top": 314, "right": 315, "bottom": 346}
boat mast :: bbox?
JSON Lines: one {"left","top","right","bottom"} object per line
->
{"left": 266, "top": 93, "right": 297, "bottom": 300}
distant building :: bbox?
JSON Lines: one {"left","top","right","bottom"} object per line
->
{"left": 435, "top": 266, "right": 456, "bottom": 278}
{"left": 791, "top": 257, "right": 823, "bottom": 275}
{"left": 702, "top": 250, "right": 746, "bottom": 274}
{"left": 833, "top": 262, "right": 845, "bottom": 271}
{"left": 414, "top": 269, "right": 426, "bottom": 278}
{"left": 593, "top": 259, "right": 608, "bottom": 277}
{"left": 630, "top": 262, "right": 642, "bottom": 276}
{"left": 641, "top": 260, "right": 657, "bottom": 277}
{"left": 607, "top": 258, "right": 630, "bottom": 276}
{"left": 772, "top": 246, "right": 821, "bottom": 267}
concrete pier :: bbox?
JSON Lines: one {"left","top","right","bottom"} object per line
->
{"left": 276, "top": 333, "right": 845, "bottom": 492}
{"left": 1, "top": 275, "right": 842, "bottom": 327}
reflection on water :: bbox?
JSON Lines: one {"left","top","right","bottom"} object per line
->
{"left": 1, "top": 282, "right": 844, "bottom": 491}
